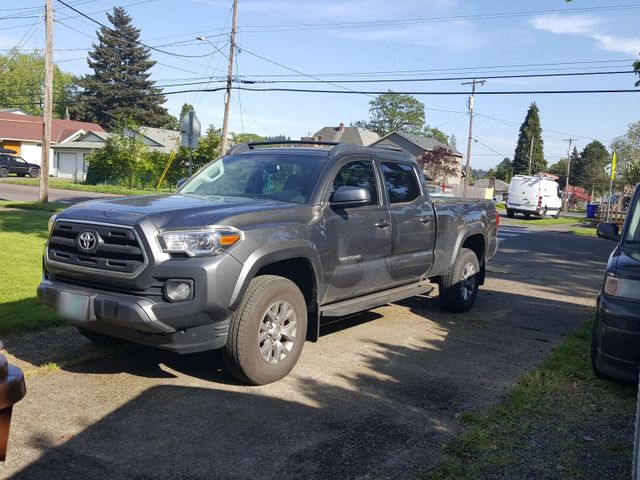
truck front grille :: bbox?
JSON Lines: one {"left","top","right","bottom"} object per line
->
{"left": 47, "top": 220, "right": 148, "bottom": 276}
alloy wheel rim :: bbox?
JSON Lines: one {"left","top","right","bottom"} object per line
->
{"left": 258, "top": 300, "right": 297, "bottom": 364}
{"left": 461, "top": 263, "right": 476, "bottom": 301}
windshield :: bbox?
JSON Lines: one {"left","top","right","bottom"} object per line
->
{"left": 625, "top": 193, "right": 640, "bottom": 243}
{"left": 180, "top": 153, "right": 327, "bottom": 204}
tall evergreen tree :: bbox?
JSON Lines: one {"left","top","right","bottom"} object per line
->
{"left": 513, "top": 103, "right": 546, "bottom": 175}
{"left": 73, "top": 7, "right": 175, "bottom": 129}
{"left": 573, "top": 141, "right": 609, "bottom": 193}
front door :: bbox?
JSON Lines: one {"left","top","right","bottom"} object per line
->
{"left": 380, "top": 161, "right": 435, "bottom": 283}
{"left": 12, "top": 157, "right": 30, "bottom": 175}
{"left": 322, "top": 159, "right": 391, "bottom": 303}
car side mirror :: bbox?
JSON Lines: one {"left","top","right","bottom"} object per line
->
{"left": 176, "top": 178, "right": 188, "bottom": 190}
{"left": 597, "top": 222, "right": 620, "bottom": 242}
{"left": 330, "top": 186, "right": 370, "bottom": 208}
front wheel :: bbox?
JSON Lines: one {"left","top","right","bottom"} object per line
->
{"left": 439, "top": 248, "right": 480, "bottom": 313}
{"left": 591, "top": 315, "right": 609, "bottom": 380}
{"left": 539, "top": 208, "right": 547, "bottom": 220}
{"left": 28, "top": 168, "right": 39, "bottom": 178}
{"left": 224, "top": 275, "right": 307, "bottom": 385}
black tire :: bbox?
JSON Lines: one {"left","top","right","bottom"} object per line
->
{"left": 28, "top": 168, "right": 39, "bottom": 178}
{"left": 539, "top": 208, "right": 547, "bottom": 220}
{"left": 0, "top": 167, "right": 8, "bottom": 177}
{"left": 591, "top": 315, "right": 609, "bottom": 380}
{"left": 439, "top": 248, "right": 480, "bottom": 313}
{"left": 76, "top": 326, "right": 121, "bottom": 345}
{"left": 524, "top": 212, "right": 531, "bottom": 219}
{"left": 506, "top": 209, "right": 514, "bottom": 218}
{"left": 224, "top": 275, "right": 307, "bottom": 385}
{"left": 554, "top": 211, "right": 561, "bottom": 219}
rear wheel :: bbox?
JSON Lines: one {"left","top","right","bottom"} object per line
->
{"left": 439, "top": 248, "right": 480, "bottom": 313}
{"left": 539, "top": 208, "right": 547, "bottom": 220}
{"left": 0, "top": 167, "right": 8, "bottom": 177}
{"left": 524, "top": 212, "right": 531, "bottom": 219}
{"left": 506, "top": 209, "right": 514, "bottom": 218}
{"left": 28, "top": 168, "right": 39, "bottom": 178}
{"left": 224, "top": 275, "right": 307, "bottom": 385}
{"left": 553, "top": 211, "right": 561, "bottom": 219}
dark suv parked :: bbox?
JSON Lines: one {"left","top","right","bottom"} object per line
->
{"left": 0, "top": 153, "right": 40, "bottom": 178}
{"left": 592, "top": 183, "right": 640, "bottom": 382}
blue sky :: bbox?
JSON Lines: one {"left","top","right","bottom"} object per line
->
{"left": 4, "top": 0, "right": 640, "bottom": 169}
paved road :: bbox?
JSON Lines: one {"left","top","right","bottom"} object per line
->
{"left": 1, "top": 227, "right": 615, "bottom": 479}
{"left": 0, "top": 181, "right": 118, "bottom": 204}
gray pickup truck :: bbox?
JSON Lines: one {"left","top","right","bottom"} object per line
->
{"left": 38, "top": 142, "right": 498, "bottom": 384}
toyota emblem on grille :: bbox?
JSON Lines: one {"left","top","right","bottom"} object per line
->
{"left": 78, "top": 231, "right": 98, "bottom": 252}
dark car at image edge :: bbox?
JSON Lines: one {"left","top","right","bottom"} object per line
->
{"left": 592, "top": 182, "right": 640, "bottom": 382}
{"left": 0, "top": 148, "right": 40, "bottom": 178}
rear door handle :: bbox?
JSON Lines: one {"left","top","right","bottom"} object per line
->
{"left": 374, "top": 220, "right": 390, "bottom": 228}
{"left": 419, "top": 216, "right": 432, "bottom": 223}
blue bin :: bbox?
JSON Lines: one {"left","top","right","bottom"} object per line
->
{"left": 586, "top": 203, "right": 599, "bottom": 218}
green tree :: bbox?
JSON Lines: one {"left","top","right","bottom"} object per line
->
{"left": 494, "top": 158, "right": 513, "bottom": 182}
{"left": 179, "top": 103, "right": 194, "bottom": 119}
{"left": 423, "top": 127, "right": 449, "bottom": 145}
{"left": 73, "top": 7, "right": 175, "bottom": 129}
{"left": 513, "top": 102, "right": 546, "bottom": 175}
{"left": 634, "top": 58, "right": 639, "bottom": 87}
{"left": 357, "top": 92, "right": 426, "bottom": 136}
{"left": 85, "top": 129, "right": 148, "bottom": 187}
{"left": 231, "top": 132, "right": 265, "bottom": 144}
{"left": 611, "top": 121, "right": 640, "bottom": 187}
{"left": 0, "top": 50, "right": 77, "bottom": 118}
{"left": 549, "top": 158, "right": 569, "bottom": 185}
{"left": 572, "top": 141, "right": 609, "bottom": 193}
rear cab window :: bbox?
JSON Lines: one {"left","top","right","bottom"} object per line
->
{"left": 381, "top": 162, "right": 421, "bottom": 204}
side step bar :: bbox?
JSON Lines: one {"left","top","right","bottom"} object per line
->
{"left": 320, "top": 280, "right": 434, "bottom": 318}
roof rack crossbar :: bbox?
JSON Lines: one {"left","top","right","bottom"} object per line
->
{"left": 247, "top": 140, "right": 339, "bottom": 149}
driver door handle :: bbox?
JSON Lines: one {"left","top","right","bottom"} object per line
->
{"left": 419, "top": 216, "right": 432, "bottom": 224}
{"left": 374, "top": 220, "right": 390, "bottom": 229}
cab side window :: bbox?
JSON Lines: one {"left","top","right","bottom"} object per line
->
{"left": 381, "top": 162, "right": 421, "bottom": 204}
{"left": 332, "top": 161, "right": 379, "bottom": 206}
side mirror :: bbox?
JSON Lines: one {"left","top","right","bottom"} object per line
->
{"left": 176, "top": 178, "right": 188, "bottom": 190}
{"left": 597, "top": 222, "right": 620, "bottom": 242}
{"left": 330, "top": 186, "right": 371, "bottom": 208}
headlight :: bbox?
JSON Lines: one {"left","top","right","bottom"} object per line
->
{"left": 157, "top": 227, "right": 242, "bottom": 257}
{"left": 48, "top": 214, "right": 57, "bottom": 233}
{"left": 604, "top": 275, "right": 640, "bottom": 300}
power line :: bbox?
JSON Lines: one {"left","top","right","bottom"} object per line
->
{"left": 55, "top": 0, "right": 220, "bottom": 59}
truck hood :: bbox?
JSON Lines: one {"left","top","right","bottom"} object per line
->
{"left": 612, "top": 244, "right": 640, "bottom": 281}
{"left": 61, "top": 194, "right": 302, "bottom": 230}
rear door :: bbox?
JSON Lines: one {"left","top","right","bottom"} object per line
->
{"left": 322, "top": 157, "right": 392, "bottom": 303}
{"left": 380, "top": 161, "right": 436, "bottom": 283}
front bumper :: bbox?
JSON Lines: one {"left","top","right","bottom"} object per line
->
{"left": 594, "top": 293, "right": 640, "bottom": 382}
{"left": 37, "top": 279, "right": 232, "bottom": 354}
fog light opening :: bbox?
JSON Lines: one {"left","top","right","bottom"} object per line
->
{"left": 165, "top": 280, "right": 193, "bottom": 302}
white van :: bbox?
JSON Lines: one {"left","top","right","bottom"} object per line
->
{"left": 506, "top": 175, "right": 562, "bottom": 219}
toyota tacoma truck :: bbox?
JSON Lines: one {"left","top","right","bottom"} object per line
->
{"left": 38, "top": 142, "right": 498, "bottom": 385}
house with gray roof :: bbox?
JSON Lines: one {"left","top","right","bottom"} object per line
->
{"left": 369, "top": 131, "right": 464, "bottom": 185}
{"left": 308, "top": 123, "right": 380, "bottom": 147}
{"left": 52, "top": 127, "right": 180, "bottom": 180}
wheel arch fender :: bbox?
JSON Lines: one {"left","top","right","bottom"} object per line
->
{"left": 228, "top": 240, "right": 323, "bottom": 311}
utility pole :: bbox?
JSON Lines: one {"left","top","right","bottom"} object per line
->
{"left": 219, "top": 0, "right": 238, "bottom": 156}
{"left": 528, "top": 135, "right": 534, "bottom": 175}
{"left": 462, "top": 79, "right": 485, "bottom": 197}
{"left": 563, "top": 138, "right": 578, "bottom": 211}
{"left": 39, "top": 0, "right": 53, "bottom": 203}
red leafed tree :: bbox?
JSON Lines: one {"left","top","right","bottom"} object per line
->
{"left": 565, "top": 185, "right": 591, "bottom": 207}
{"left": 417, "top": 146, "right": 459, "bottom": 183}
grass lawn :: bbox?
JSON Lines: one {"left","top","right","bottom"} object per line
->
{"left": 511, "top": 215, "right": 584, "bottom": 226}
{"left": 428, "top": 318, "right": 636, "bottom": 479}
{"left": 0, "top": 201, "right": 67, "bottom": 213}
{"left": 570, "top": 227, "right": 598, "bottom": 237}
{"left": 0, "top": 209, "right": 63, "bottom": 333}
{"left": 0, "top": 178, "right": 173, "bottom": 196}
